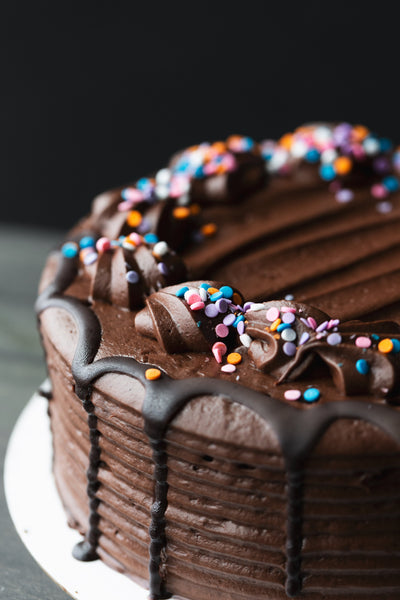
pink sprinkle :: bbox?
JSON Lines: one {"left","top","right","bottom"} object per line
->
{"left": 96, "top": 237, "right": 111, "bottom": 252}
{"left": 212, "top": 342, "right": 227, "bottom": 363}
{"left": 190, "top": 301, "right": 205, "bottom": 311}
{"left": 371, "top": 183, "right": 389, "bottom": 199}
{"left": 329, "top": 180, "right": 341, "bottom": 193}
{"left": 128, "top": 232, "right": 142, "bottom": 246}
{"left": 281, "top": 307, "right": 296, "bottom": 313}
{"left": 187, "top": 293, "right": 202, "bottom": 305}
{"left": 327, "top": 318, "right": 340, "bottom": 329}
{"left": 222, "top": 153, "right": 236, "bottom": 171}
{"left": 221, "top": 364, "right": 236, "bottom": 373}
{"left": 203, "top": 162, "right": 218, "bottom": 176}
{"left": 118, "top": 200, "right": 134, "bottom": 212}
{"left": 215, "top": 323, "right": 229, "bottom": 338}
{"left": 122, "top": 187, "right": 145, "bottom": 203}
{"left": 284, "top": 389, "right": 301, "bottom": 401}
{"left": 169, "top": 175, "right": 189, "bottom": 198}
{"left": 355, "top": 336, "right": 372, "bottom": 349}
{"left": 266, "top": 307, "right": 280, "bottom": 322}
{"left": 307, "top": 317, "right": 317, "bottom": 330}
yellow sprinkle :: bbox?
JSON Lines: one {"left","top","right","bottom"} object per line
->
{"left": 270, "top": 318, "right": 282, "bottom": 332}
{"left": 207, "top": 287, "right": 219, "bottom": 295}
{"left": 173, "top": 207, "right": 191, "bottom": 220}
{"left": 378, "top": 338, "right": 393, "bottom": 354}
{"left": 201, "top": 223, "right": 217, "bottom": 237}
{"left": 127, "top": 210, "right": 142, "bottom": 228}
{"left": 227, "top": 352, "right": 242, "bottom": 365}
{"left": 145, "top": 368, "right": 162, "bottom": 381}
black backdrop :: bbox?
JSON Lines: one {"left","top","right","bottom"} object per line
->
{"left": 1, "top": 1, "right": 399, "bottom": 229}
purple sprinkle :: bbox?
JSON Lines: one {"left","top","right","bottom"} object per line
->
{"left": 316, "top": 320, "right": 328, "bottom": 332}
{"left": 205, "top": 304, "right": 219, "bottom": 318}
{"left": 283, "top": 342, "right": 297, "bottom": 356}
{"left": 83, "top": 251, "right": 98, "bottom": 265}
{"left": 157, "top": 262, "right": 169, "bottom": 276}
{"left": 215, "top": 298, "right": 228, "bottom": 313}
{"left": 299, "top": 332, "right": 310, "bottom": 345}
{"left": 327, "top": 332, "right": 342, "bottom": 346}
{"left": 373, "top": 156, "right": 391, "bottom": 174}
{"left": 335, "top": 189, "right": 354, "bottom": 203}
{"left": 243, "top": 302, "right": 254, "bottom": 311}
{"left": 237, "top": 321, "right": 245, "bottom": 335}
{"left": 376, "top": 201, "right": 393, "bottom": 214}
{"left": 282, "top": 312, "right": 295, "bottom": 324}
{"left": 223, "top": 313, "right": 236, "bottom": 326}
{"left": 126, "top": 270, "right": 139, "bottom": 284}
{"left": 327, "top": 318, "right": 340, "bottom": 329}
{"left": 137, "top": 218, "right": 151, "bottom": 234}
{"left": 300, "top": 317, "right": 309, "bottom": 327}
{"left": 333, "top": 122, "right": 352, "bottom": 144}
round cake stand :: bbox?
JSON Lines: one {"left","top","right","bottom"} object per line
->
{"left": 4, "top": 389, "right": 154, "bottom": 600}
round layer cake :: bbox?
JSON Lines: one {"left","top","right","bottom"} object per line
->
{"left": 37, "top": 124, "right": 400, "bottom": 600}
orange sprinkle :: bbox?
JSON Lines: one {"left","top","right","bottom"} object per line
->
{"left": 173, "top": 206, "right": 191, "bottom": 220}
{"left": 378, "top": 338, "right": 393, "bottom": 354}
{"left": 352, "top": 124, "right": 369, "bottom": 141}
{"left": 201, "top": 223, "right": 217, "bottom": 237}
{"left": 226, "top": 134, "right": 242, "bottom": 146}
{"left": 207, "top": 287, "right": 219, "bottom": 295}
{"left": 334, "top": 156, "right": 352, "bottom": 175}
{"left": 212, "top": 141, "right": 226, "bottom": 153}
{"left": 145, "top": 368, "right": 162, "bottom": 381}
{"left": 279, "top": 133, "right": 294, "bottom": 150}
{"left": 190, "top": 203, "right": 201, "bottom": 215}
{"left": 127, "top": 210, "right": 142, "bottom": 228}
{"left": 227, "top": 352, "right": 242, "bottom": 365}
{"left": 216, "top": 164, "right": 227, "bottom": 174}
{"left": 274, "top": 334, "right": 280, "bottom": 340}
{"left": 232, "top": 292, "right": 243, "bottom": 305}
{"left": 270, "top": 318, "right": 282, "bottom": 332}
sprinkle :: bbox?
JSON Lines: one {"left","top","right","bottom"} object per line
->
{"left": 205, "top": 304, "right": 219, "bottom": 318}
{"left": 83, "top": 251, "right": 98, "bottom": 265}
{"left": 327, "top": 332, "right": 342, "bottom": 346}
{"left": 355, "top": 336, "right": 371, "bottom": 348}
{"left": 284, "top": 294, "right": 294, "bottom": 301}
{"left": 201, "top": 223, "right": 217, "bottom": 237}
{"left": 305, "top": 148, "right": 320, "bottom": 163}
{"left": 199, "top": 287, "right": 208, "bottom": 301}
{"left": 378, "top": 338, "right": 393, "bottom": 353}
{"left": 281, "top": 328, "right": 297, "bottom": 342}
{"left": 282, "top": 311, "right": 296, "bottom": 324}
{"left": 246, "top": 303, "right": 266, "bottom": 312}
{"left": 277, "top": 323, "right": 291, "bottom": 332}
{"left": 383, "top": 176, "right": 400, "bottom": 192}
{"left": 307, "top": 317, "right": 317, "bottom": 330}
{"left": 372, "top": 334, "right": 380, "bottom": 341}
{"left": 303, "top": 388, "right": 320, "bottom": 403}
{"left": 219, "top": 285, "right": 234, "bottom": 299}
{"left": 145, "top": 368, "right": 161, "bottom": 381}
{"left": 327, "top": 319, "right": 340, "bottom": 329}
{"left": 122, "top": 238, "right": 135, "bottom": 250}
{"left": 227, "top": 352, "right": 242, "bottom": 365}
{"left": 237, "top": 320, "right": 245, "bottom": 335}
{"left": 155, "top": 168, "right": 171, "bottom": 185}
{"left": 80, "top": 235, "right": 95, "bottom": 249}
{"left": 207, "top": 287, "right": 219, "bottom": 295}
{"left": 299, "top": 332, "right": 310, "bottom": 345}
{"left": 376, "top": 201, "right": 393, "bottom": 214}
{"left": 127, "top": 210, "right": 143, "bottom": 228}
{"left": 61, "top": 242, "right": 79, "bottom": 258}
{"left": 335, "top": 189, "right": 354, "bottom": 203}
{"left": 210, "top": 291, "right": 224, "bottom": 302}
{"left": 243, "top": 302, "right": 254, "bottom": 311}
{"left": 186, "top": 292, "right": 202, "bottom": 305}
{"left": 284, "top": 389, "right": 302, "bottom": 401}
{"left": 233, "top": 315, "right": 245, "bottom": 327}
{"left": 126, "top": 270, "right": 140, "bottom": 284}
{"left": 215, "top": 298, "right": 228, "bottom": 313}
{"left": 144, "top": 233, "right": 159, "bottom": 244}
{"left": 334, "top": 156, "right": 352, "bottom": 175}
{"left": 266, "top": 307, "right": 280, "bottom": 322}
{"left": 173, "top": 206, "right": 191, "bottom": 220}
{"left": 153, "top": 241, "right": 169, "bottom": 257}
{"left": 281, "top": 306, "right": 296, "bottom": 313}
{"left": 232, "top": 292, "right": 243, "bottom": 305}
{"left": 121, "top": 187, "right": 145, "bottom": 203}
{"left": 221, "top": 363, "right": 236, "bottom": 373}
{"left": 270, "top": 318, "right": 281, "bottom": 332}
{"left": 215, "top": 323, "right": 229, "bottom": 338}
{"left": 96, "top": 237, "right": 111, "bottom": 252}
{"left": 176, "top": 286, "right": 189, "bottom": 298}
{"left": 212, "top": 342, "right": 227, "bottom": 363}
{"left": 200, "top": 283, "right": 211, "bottom": 290}
{"left": 283, "top": 342, "right": 296, "bottom": 356}
{"left": 157, "top": 263, "right": 169, "bottom": 276}
{"left": 392, "top": 339, "right": 400, "bottom": 353}
{"left": 223, "top": 313, "right": 236, "bottom": 326}
{"left": 190, "top": 301, "right": 205, "bottom": 311}
{"left": 316, "top": 320, "right": 328, "bottom": 332}
{"left": 356, "top": 359, "right": 370, "bottom": 375}
{"left": 371, "top": 183, "right": 389, "bottom": 199}
{"left": 240, "top": 333, "right": 252, "bottom": 347}
{"left": 319, "top": 164, "right": 336, "bottom": 181}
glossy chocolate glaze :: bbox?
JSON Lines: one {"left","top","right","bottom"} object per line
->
{"left": 36, "top": 127, "right": 400, "bottom": 599}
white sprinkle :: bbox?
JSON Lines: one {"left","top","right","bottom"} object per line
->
{"left": 155, "top": 168, "right": 171, "bottom": 185}
{"left": 239, "top": 334, "right": 252, "bottom": 347}
{"left": 199, "top": 287, "right": 208, "bottom": 301}
{"left": 153, "top": 241, "right": 169, "bottom": 257}
{"left": 246, "top": 303, "right": 265, "bottom": 312}
{"left": 321, "top": 148, "right": 338, "bottom": 164}
{"left": 376, "top": 201, "right": 393, "bottom": 214}
{"left": 155, "top": 185, "right": 169, "bottom": 200}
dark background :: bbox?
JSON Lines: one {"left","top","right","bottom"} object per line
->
{"left": 1, "top": 1, "right": 399, "bottom": 231}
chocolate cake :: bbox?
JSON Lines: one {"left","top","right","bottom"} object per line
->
{"left": 37, "top": 124, "right": 400, "bottom": 599}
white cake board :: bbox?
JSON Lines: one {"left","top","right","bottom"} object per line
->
{"left": 4, "top": 389, "right": 160, "bottom": 600}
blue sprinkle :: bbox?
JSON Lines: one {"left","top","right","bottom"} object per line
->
{"left": 79, "top": 235, "right": 95, "bottom": 249}
{"left": 196, "top": 321, "right": 201, "bottom": 327}
{"left": 371, "top": 334, "right": 380, "bottom": 341}
{"left": 305, "top": 149, "right": 320, "bottom": 163}
{"left": 200, "top": 283, "right": 210, "bottom": 290}
{"left": 194, "top": 166, "right": 205, "bottom": 178}
{"left": 382, "top": 176, "right": 400, "bottom": 192}
{"left": 157, "top": 262, "right": 169, "bottom": 276}
{"left": 380, "top": 138, "right": 392, "bottom": 152}
{"left": 61, "top": 242, "right": 78, "bottom": 258}
{"left": 319, "top": 164, "right": 336, "bottom": 181}
{"left": 176, "top": 286, "right": 189, "bottom": 298}
{"left": 241, "top": 137, "right": 255, "bottom": 151}
{"left": 356, "top": 359, "right": 370, "bottom": 375}
{"left": 391, "top": 339, "right": 400, "bottom": 354}
{"left": 303, "top": 388, "right": 320, "bottom": 403}
{"left": 126, "top": 270, "right": 139, "bottom": 284}
{"left": 219, "top": 285, "right": 233, "bottom": 299}
{"left": 144, "top": 233, "right": 159, "bottom": 244}
{"left": 136, "top": 177, "right": 151, "bottom": 191}
{"left": 210, "top": 291, "right": 223, "bottom": 302}
{"left": 277, "top": 323, "right": 291, "bottom": 333}
{"left": 233, "top": 315, "right": 245, "bottom": 328}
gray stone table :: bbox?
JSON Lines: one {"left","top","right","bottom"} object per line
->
{"left": 0, "top": 224, "right": 70, "bottom": 599}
